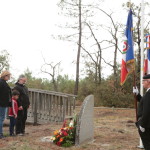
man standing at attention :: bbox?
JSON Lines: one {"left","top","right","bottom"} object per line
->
{"left": 133, "top": 74, "right": 150, "bottom": 150}
{"left": 14, "top": 75, "right": 30, "bottom": 136}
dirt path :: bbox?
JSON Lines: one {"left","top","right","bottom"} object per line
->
{"left": 0, "top": 108, "right": 141, "bottom": 150}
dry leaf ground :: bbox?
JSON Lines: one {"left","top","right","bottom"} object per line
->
{"left": 0, "top": 107, "right": 141, "bottom": 150}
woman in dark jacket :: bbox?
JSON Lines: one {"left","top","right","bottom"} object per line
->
{"left": 0, "top": 71, "right": 11, "bottom": 138}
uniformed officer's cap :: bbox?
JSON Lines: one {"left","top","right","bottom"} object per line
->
{"left": 143, "top": 74, "right": 150, "bottom": 79}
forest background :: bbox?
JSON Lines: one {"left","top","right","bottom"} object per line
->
{"left": 0, "top": 0, "right": 150, "bottom": 108}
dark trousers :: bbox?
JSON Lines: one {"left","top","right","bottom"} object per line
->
{"left": 139, "top": 128, "right": 150, "bottom": 150}
{"left": 16, "top": 107, "right": 28, "bottom": 134}
{"left": 9, "top": 116, "right": 16, "bottom": 135}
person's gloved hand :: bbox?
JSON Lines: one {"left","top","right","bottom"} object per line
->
{"left": 133, "top": 86, "right": 139, "bottom": 95}
{"left": 139, "top": 126, "right": 145, "bottom": 132}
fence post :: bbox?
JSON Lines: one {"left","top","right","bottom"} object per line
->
{"left": 62, "top": 97, "right": 67, "bottom": 121}
{"left": 33, "top": 92, "right": 38, "bottom": 125}
{"left": 73, "top": 96, "right": 76, "bottom": 110}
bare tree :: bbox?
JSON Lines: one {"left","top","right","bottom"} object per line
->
{"left": 41, "top": 56, "right": 61, "bottom": 91}
{"left": 57, "top": 0, "right": 96, "bottom": 95}
{"left": 86, "top": 23, "right": 102, "bottom": 84}
{"left": 95, "top": 8, "right": 121, "bottom": 88}
{"left": 0, "top": 50, "right": 10, "bottom": 73}
{"left": 80, "top": 22, "right": 102, "bottom": 85}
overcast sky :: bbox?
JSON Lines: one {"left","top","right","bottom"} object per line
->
{"left": 0, "top": 0, "right": 147, "bottom": 80}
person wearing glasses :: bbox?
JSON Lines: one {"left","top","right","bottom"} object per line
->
{"left": 0, "top": 71, "right": 11, "bottom": 139}
{"left": 133, "top": 74, "right": 150, "bottom": 150}
{"left": 13, "top": 75, "right": 30, "bottom": 136}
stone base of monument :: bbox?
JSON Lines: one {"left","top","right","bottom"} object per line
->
{"left": 41, "top": 136, "right": 53, "bottom": 142}
{"left": 75, "top": 95, "right": 94, "bottom": 146}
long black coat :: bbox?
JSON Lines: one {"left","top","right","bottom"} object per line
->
{"left": 0, "top": 78, "right": 11, "bottom": 107}
{"left": 13, "top": 82, "right": 30, "bottom": 108}
{"left": 137, "top": 89, "right": 150, "bottom": 128}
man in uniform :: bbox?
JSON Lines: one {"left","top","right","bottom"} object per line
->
{"left": 133, "top": 74, "right": 150, "bottom": 150}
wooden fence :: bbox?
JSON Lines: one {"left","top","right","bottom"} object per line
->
{"left": 27, "top": 88, "right": 76, "bottom": 124}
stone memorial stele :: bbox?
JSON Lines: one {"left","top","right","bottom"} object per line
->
{"left": 75, "top": 95, "right": 94, "bottom": 145}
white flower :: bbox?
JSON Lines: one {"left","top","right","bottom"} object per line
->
{"left": 69, "top": 120, "right": 74, "bottom": 127}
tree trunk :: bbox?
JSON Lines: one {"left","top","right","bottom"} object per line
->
{"left": 95, "top": 63, "right": 98, "bottom": 84}
{"left": 98, "top": 50, "right": 102, "bottom": 84}
{"left": 74, "top": 0, "right": 82, "bottom": 95}
{"left": 113, "top": 39, "right": 118, "bottom": 88}
{"left": 53, "top": 78, "right": 58, "bottom": 91}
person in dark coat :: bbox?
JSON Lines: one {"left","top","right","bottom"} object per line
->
{"left": 0, "top": 71, "right": 11, "bottom": 138}
{"left": 13, "top": 75, "right": 30, "bottom": 135}
{"left": 133, "top": 74, "right": 150, "bottom": 150}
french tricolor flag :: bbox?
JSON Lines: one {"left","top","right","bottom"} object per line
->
{"left": 120, "top": 9, "right": 135, "bottom": 86}
{"left": 144, "top": 34, "right": 150, "bottom": 75}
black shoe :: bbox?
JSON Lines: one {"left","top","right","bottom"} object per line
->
{"left": 10, "top": 133, "right": 15, "bottom": 136}
{"left": 23, "top": 132, "right": 29, "bottom": 135}
{"left": 0, "top": 134, "right": 4, "bottom": 139}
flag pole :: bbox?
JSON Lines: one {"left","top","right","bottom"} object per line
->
{"left": 133, "top": 72, "right": 138, "bottom": 121}
{"left": 138, "top": 0, "right": 145, "bottom": 149}
{"left": 140, "top": 0, "right": 144, "bottom": 96}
